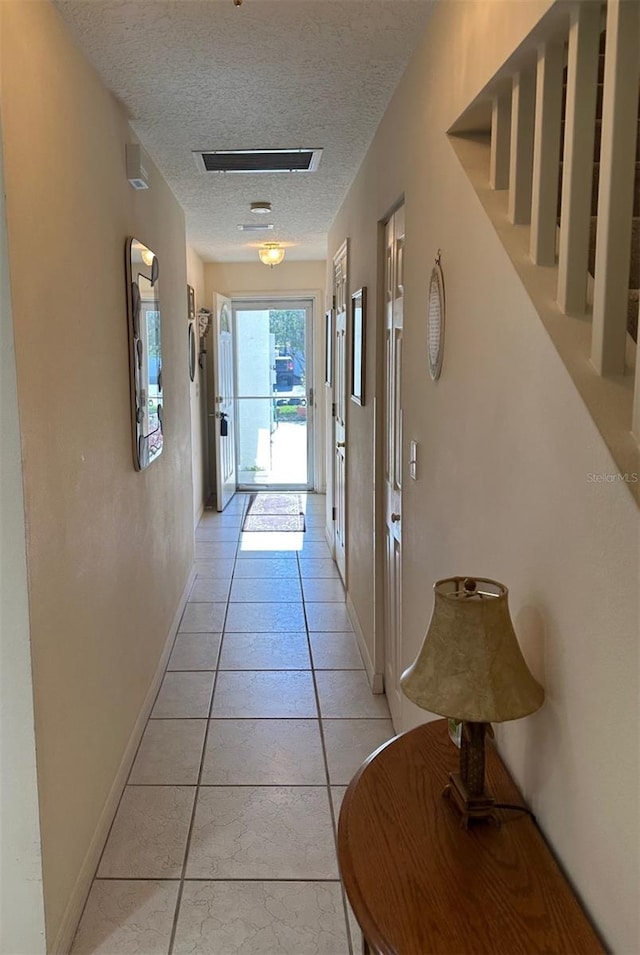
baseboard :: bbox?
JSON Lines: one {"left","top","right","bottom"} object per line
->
{"left": 346, "top": 592, "right": 384, "bottom": 694}
{"left": 194, "top": 501, "right": 204, "bottom": 527}
{"left": 51, "top": 565, "right": 196, "bottom": 954}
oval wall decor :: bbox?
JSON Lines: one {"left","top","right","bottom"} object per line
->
{"left": 427, "top": 250, "right": 445, "bottom": 381}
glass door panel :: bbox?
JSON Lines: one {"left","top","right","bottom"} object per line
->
{"left": 233, "top": 301, "right": 312, "bottom": 489}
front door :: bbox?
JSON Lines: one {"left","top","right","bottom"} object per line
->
{"left": 333, "top": 241, "right": 348, "bottom": 583}
{"left": 212, "top": 293, "right": 236, "bottom": 511}
{"left": 383, "top": 205, "right": 405, "bottom": 726}
{"left": 233, "top": 300, "right": 313, "bottom": 489}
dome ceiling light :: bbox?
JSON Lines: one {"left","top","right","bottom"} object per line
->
{"left": 250, "top": 201, "right": 272, "bottom": 215}
{"left": 258, "top": 243, "right": 285, "bottom": 268}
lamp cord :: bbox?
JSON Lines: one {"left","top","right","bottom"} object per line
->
{"left": 494, "top": 802, "right": 537, "bottom": 822}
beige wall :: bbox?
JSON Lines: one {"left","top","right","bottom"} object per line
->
{"left": 0, "top": 70, "right": 47, "bottom": 953}
{"left": 1, "top": 1, "right": 194, "bottom": 945}
{"left": 187, "top": 246, "right": 207, "bottom": 521}
{"left": 204, "top": 260, "right": 326, "bottom": 301}
{"left": 328, "top": 1, "right": 639, "bottom": 951}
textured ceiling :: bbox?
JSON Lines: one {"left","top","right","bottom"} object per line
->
{"left": 55, "top": 0, "right": 433, "bottom": 262}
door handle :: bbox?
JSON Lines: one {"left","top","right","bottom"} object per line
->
{"left": 391, "top": 512, "right": 401, "bottom": 523}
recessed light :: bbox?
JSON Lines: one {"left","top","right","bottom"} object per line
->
{"left": 250, "top": 201, "right": 272, "bottom": 214}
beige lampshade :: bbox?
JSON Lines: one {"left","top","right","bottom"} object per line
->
{"left": 400, "top": 577, "right": 544, "bottom": 723}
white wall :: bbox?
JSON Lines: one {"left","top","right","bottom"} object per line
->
{"left": 328, "top": 1, "right": 639, "bottom": 950}
{"left": 0, "top": 98, "right": 47, "bottom": 955}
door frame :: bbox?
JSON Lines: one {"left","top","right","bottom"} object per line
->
{"left": 225, "top": 289, "right": 325, "bottom": 493}
{"left": 232, "top": 297, "right": 315, "bottom": 491}
{"left": 375, "top": 199, "right": 406, "bottom": 719}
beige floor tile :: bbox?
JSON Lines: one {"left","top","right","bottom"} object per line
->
{"left": 230, "top": 576, "right": 302, "bottom": 603}
{"left": 298, "top": 558, "right": 341, "bottom": 579}
{"left": 323, "top": 719, "right": 395, "bottom": 784}
{"left": 218, "top": 632, "right": 310, "bottom": 670}
{"left": 98, "top": 787, "right": 194, "bottom": 878}
{"left": 188, "top": 577, "right": 231, "bottom": 602}
{"left": 302, "top": 526, "right": 330, "bottom": 540}
{"left": 309, "top": 633, "right": 363, "bottom": 669}
{"left": 195, "top": 526, "right": 240, "bottom": 542}
{"left": 302, "top": 511, "right": 327, "bottom": 526}
{"left": 173, "top": 881, "right": 349, "bottom": 955}
{"left": 345, "top": 897, "right": 363, "bottom": 955}
{"left": 225, "top": 602, "right": 305, "bottom": 632}
{"left": 201, "top": 719, "right": 325, "bottom": 785}
{"left": 129, "top": 720, "right": 206, "bottom": 785}
{"left": 330, "top": 787, "right": 348, "bottom": 827}
{"left": 302, "top": 578, "right": 346, "bottom": 602}
{"left": 151, "top": 671, "right": 214, "bottom": 718}
{"left": 195, "top": 541, "right": 238, "bottom": 560}
{"left": 232, "top": 557, "right": 300, "bottom": 578}
{"left": 211, "top": 671, "right": 317, "bottom": 718}
{"left": 179, "top": 603, "right": 226, "bottom": 633}
{"left": 305, "top": 603, "right": 353, "bottom": 632}
{"left": 316, "top": 671, "right": 391, "bottom": 719}
{"left": 71, "top": 880, "right": 179, "bottom": 955}
{"left": 168, "top": 632, "right": 221, "bottom": 670}
{"left": 237, "top": 548, "right": 300, "bottom": 560}
{"left": 194, "top": 558, "right": 234, "bottom": 579}
{"left": 198, "top": 512, "right": 242, "bottom": 527}
{"left": 239, "top": 532, "right": 303, "bottom": 554}
{"left": 186, "top": 787, "right": 338, "bottom": 879}
{"left": 299, "top": 541, "right": 333, "bottom": 559}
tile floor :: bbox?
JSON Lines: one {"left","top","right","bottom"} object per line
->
{"left": 72, "top": 493, "right": 395, "bottom": 955}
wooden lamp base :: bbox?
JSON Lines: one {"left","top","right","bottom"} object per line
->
{"left": 442, "top": 720, "right": 498, "bottom": 828}
{"left": 443, "top": 772, "right": 497, "bottom": 828}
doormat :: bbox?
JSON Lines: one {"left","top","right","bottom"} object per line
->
{"left": 242, "top": 493, "right": 305, "bottom": 532}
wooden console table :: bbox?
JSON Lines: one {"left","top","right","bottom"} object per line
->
{"left": 337, "top": 719, "right": 604, "bottom": 955}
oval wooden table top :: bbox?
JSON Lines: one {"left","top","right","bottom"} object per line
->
{"left": 337, "top": 719, "right": 604, "bottom": 955}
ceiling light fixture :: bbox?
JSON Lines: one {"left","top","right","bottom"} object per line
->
{"left": 233, "top": 0, "right": 242, "bottom": 7}
{"left": 258, "top": 243, "right": 285, "bottom": 268}
{"left": 250, "top": 201, "right": 272, "bottom": 215}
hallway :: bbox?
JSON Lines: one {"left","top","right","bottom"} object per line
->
{"left": 71, "top": 494, "right": 394, "bottom": 955}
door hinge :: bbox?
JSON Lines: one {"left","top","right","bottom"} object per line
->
{"left": 309, "top": 388, "right": 314, "bottom": 406}
{"left": 332, "top": 402, "right": 336, "bottom": 417}
{"left": 332, "top": 506, "right": 336, "bottom": 521}
{"left": 332, "top": 294, "right": 336, "bottom": 310}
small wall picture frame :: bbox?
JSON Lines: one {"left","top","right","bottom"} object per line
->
{"left": 350, "top": 287, "right": 366, "bottom": 406}
{"left": 187, "top": 284, "right": 195, "bottom": 322}
{"left": 325, "top": 308, "right": 333, "bottom": 385}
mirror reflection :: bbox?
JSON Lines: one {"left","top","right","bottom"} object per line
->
{"left": 126, "top": 238, "right": 163, "bottom": 469}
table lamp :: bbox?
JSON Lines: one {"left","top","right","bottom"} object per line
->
{"left": 400, "top": 576, "right": 544, "bottom": 827}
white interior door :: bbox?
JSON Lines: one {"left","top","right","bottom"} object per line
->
{"left": 333, "top": 241, "right": 348, "bottom": 583}
{"left": 212, "top": 292, "right": 237, "bottom": 511}
{"left": 383, "top": 206, "right": 405, "bottom": 727}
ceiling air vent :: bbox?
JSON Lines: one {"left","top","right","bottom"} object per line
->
{"left": 193, "top": 148, "right": 323, "bottom": 174}
{"left": 237, "top": 223, "right": 274, "bottom": 232}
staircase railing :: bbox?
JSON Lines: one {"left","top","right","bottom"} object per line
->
{"left": 450, "top": 0, "right": 640, "bottom": 499}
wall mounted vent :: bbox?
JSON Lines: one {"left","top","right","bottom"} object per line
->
{"left": 193, "top": 148, "right": 322, "bottom": 174}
